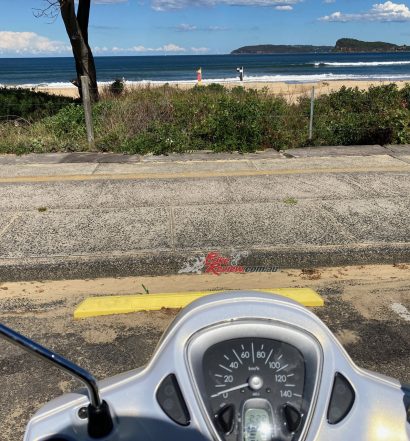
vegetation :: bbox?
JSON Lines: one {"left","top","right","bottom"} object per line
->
{"left": 231, "top": 44, "right": 333, "bottom": 54}
{"left": 1, "top": 83, "right": 410, "bottom": 155}
{"left": 283, "top": 197, "right": 298, "bottom": 206}
{"left": 108, "top": 79, "right": 126, "bottom": 96}
{"left": 302, "top": 83, "right": 410, "bottom": 146}
{"left": 335, "top": 38, "right": 410, "bottom": 53}
{"left": 231, "top": 38, "right": 410, "bottom": 54}
{"left": 0, "top": 88, "right": 77, "bottom": 122}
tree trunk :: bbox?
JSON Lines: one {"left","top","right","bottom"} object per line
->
{"left": 60, "top": 0, "right": 99, "bottom": 102}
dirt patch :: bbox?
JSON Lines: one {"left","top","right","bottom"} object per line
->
{"left": 393, "top": 263, "right": 409, "bottom": 270}
{"left": 82, "top": 328, "right": 118, "bottom": 344}
{"left": 300, "top": 268, "right": 321, "bottom": 280}
{"left": 335, "top": 329, "right": 361, "bottom": 346}
{"left": 1, "top": 264, "right": 409, "bottom": 441}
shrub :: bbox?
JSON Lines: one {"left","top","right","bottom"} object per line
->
{"left": 303, "top": 84, "right": 410, "bottom": 146}
{"left": 108, "top": 79, "right": 125, "bottom": 96}
{"left": 0, "top": 88, "right": 77, "bottom": 122}
{"left": 2, "top": 83, "right": 410, "bottom": 154}
{"left": 44, "top": 104, "right": 86, "bottom": 139}
{"left": 197, "top": 83, "right": 226, "bottom": 92}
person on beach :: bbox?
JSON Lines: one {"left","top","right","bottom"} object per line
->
{"left": 236, "top": 66, "right": 244, "bottom": 81}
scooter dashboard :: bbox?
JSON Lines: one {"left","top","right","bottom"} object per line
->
{"left": 17, "top": 291, "right": 410, "bottom": 441}
{"left": 189, "top": 324, "right": 320, "bottom": 441}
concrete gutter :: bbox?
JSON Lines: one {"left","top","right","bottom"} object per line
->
{"left": 0, "top": 144, "right": 409, "bottom": 165}
{"left": 0, "top": 244, "right": 409, "bottom": 282}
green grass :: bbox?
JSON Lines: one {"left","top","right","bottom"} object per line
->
{"left": 283, "top": 197, "right": 298, "bottom": 206}
{"left": 1, "top": 83, "right": 410, "bottom": 155}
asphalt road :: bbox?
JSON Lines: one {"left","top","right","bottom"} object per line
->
{"left": 0, "top": 148, "right": 410, "bottom": 280}
{"left": 0, "top": 266, "right": 409, "bottom": 440}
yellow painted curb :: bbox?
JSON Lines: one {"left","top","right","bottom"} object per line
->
{"left": 1, "top": 166, "right": 409, "bottom": 184}
{"left": 74, "top": 288, "right": 324, "bottom": 319}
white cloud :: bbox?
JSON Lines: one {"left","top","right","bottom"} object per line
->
{"left": 161, "top": 43, "right": 186, "bottom": 51}
{"left": 0, "top": 30, "right": 190, "bottom": 56}
{"left": 0, "top": 31, "right": 69, "bottom": 54}
{"left": 94, "top": 43, "right": 187, "bottom": 53}
{"left": 94, "top": 46, "right": 110, "bottom": 52}
{"left": 152, "top": 0, "right": 300, "bottom": 11}
{"left": 191, "top": 46, "right": 210, "bottom": 52}
{"left": 208, "top": 25, "right": 229, "bottom": 30}
{"left": 176, "top": 23, "right": 198, "bottom": 31}
{"left": 320, "top": 1, "right": 410, "bottom": 22}
{"left": 175, "top": 23, "right": 229, "bottom": 31}
{"left": 323, "top": 0, "right": 335, "bottom": 3}
{"left": 275, "top": 4, "right": 292, "bottom": 9}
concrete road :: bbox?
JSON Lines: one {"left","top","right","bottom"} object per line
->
{"left": 0, "top": 265, "right": 409, "bottom": 440}
{"left": 0, "top": 147, "right": 410, "bottom": 281}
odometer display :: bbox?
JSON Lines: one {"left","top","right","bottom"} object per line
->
{"left": 243, "top": 408, "right": 271, "bottom": 441}
{"left": 202, "top": 337, "right": 305, "bottom": 441}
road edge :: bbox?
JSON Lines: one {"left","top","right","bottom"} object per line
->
{"left": 1, "top": 243, "right": 409, "bottom": 282}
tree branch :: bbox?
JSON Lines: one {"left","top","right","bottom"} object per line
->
{"left": 35, "top": 0, "right": 99, "bottom": 102}
{"left": 77, "top": 0, "right": 91, "bottom": 44}
{"left": 33, "top": 0, "right": 60, "bottom": 20}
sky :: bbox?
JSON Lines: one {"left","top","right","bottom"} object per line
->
{"left": 2, "top": 0, "right": 410, "bottom": 56}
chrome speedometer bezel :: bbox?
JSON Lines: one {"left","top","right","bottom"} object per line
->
{"left": 185, "top": 318, "right": 323, "bottom": 441}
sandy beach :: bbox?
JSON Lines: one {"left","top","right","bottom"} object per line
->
{"left": 32, "top": 79, "right": 410, "bottom": 102}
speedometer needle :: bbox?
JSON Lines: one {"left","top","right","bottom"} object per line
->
{"left": 211, "top": 383, "right": 249, "bottom": 398}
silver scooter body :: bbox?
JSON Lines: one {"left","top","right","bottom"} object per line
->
{"left": 22, "top": 291, "right": 410, "bottom": 441}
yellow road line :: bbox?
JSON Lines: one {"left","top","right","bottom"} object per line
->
{"left": 74, "top": 288, "right": 324, "bottom": 319}
{"left": 0, "top": 166, "right": 408, "bottom": 184}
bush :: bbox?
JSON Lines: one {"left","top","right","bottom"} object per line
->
{"left": 44, "top": 104, "right": 86, "bottom": 139}
{"left": 302, "top": 84, "right": 410, "bottom": 146}
{"left": 2, "top": 83, "right": 410, "bottom": 154}
{"left": 108, "top": 79, "right": 125, "bottom": 96}
{"left": 0, "top": 88, "right": 77, "bottom": 122}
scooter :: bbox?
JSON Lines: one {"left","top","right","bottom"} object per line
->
{"left": 1, "top": 291, "right": 409, "bottom": 441}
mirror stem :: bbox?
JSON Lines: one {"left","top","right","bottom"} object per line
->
{"left": 0, "top": 323, "right": 113, "bottom": 438}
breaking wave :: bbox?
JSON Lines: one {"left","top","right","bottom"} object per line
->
{"left": 125, "top": 73, "right": 410, "bottom": 84}
{"left": 315, "top": 61, "right": 410, "bottom": 67}
{"left": 5, "top": 73, "right": 410, "bottom": 88}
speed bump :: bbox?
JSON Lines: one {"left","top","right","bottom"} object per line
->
{"left": 74, "top": 288, "right": 324, "bottom": 319}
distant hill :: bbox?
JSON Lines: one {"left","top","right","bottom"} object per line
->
{"left": 334, "top": 38, "right": 410, "bottom": 53}
{"left": 231, "top": 39, "right": 410, "bottom": 54}
{"left": 231, "top": 44, "right": 333, "bottom": 54}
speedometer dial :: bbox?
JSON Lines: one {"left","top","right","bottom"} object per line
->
{"left": 202, "top": 337, "right": 305, "bottom": 441}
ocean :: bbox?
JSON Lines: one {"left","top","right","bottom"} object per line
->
{"left": 1, "top": 52, "right": 410, "bottom": 87}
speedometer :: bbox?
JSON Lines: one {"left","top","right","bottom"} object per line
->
{"left": 202, "top": 337, "right": 306, "bottom": 441}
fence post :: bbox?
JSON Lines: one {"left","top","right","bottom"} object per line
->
{"left": 80, "top": 75, "right": 95, "bottom": 149}
{"left": 309, "top": 86, "right": 315, "bottom": 141}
